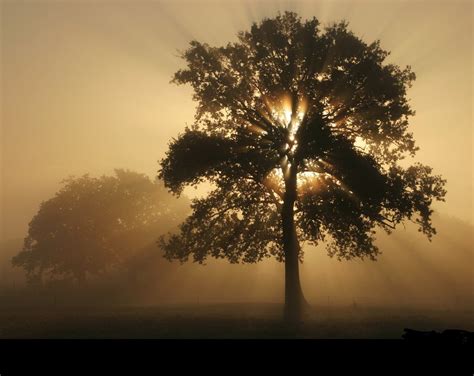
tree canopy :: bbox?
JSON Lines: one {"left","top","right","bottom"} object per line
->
{"left": 159, "top": 12, "right": 446, "bottom": 267}
{"left": 12, "top": 169, "right": 189, "bottom": 284}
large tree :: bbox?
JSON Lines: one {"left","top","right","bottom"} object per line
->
{"left": 158, "top": 12, "right": 446, "bottom": 322}
{"left": 12, "top": 170, "right": 189, "bottom": 284}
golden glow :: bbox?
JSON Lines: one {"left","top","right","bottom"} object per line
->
{"left": 263, "top": 168, "right": 285, "bottom": 201}
{"left": 283, "top": 109, "right": 292, "bottom": 125}
{"left": 1, "top": 1, "right": 471, "bottom": 241}
{"left": 246, "top": 124, "right": 267, "bottom": 135}
{"left": 264, "top": 93, "right": 308, "bottom": 144}
{"left": 0, "top": 1, "right": 470, "bottom": 319}
{"left": 263, "top": 154, "right": 358, "bottom": 201}
{"left": 354, "top": 136, "right": 368, "bottom": 151}
{"left": 298, "top": 171, "right": 324, "bottom": 194}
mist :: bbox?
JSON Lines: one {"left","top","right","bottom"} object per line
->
{"left": 1, "top": 1, "right": 472, "bottom": 242}
{"left": 0, "top": 1, "right": 472, "bottom": 340}
{"left": 1, "top": 209, "right": 472, "bottom": 312}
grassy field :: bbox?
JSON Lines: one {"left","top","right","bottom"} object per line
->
{"left": 0, "top": 303, "right": 472, "bottom": 339}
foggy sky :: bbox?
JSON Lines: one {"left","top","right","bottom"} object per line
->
{"left": 1, "top": 0, "right": 473, "bottom": 241}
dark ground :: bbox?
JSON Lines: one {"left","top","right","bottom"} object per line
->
{"left": 0, "top": 303, "right": 472, "bottom": 339}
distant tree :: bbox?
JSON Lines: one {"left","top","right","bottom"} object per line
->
{"left": 12, "top": 170, "right": 189, "bottom": 284}
{"left": 158, "top": 12, "right": 446, "bottom": 322}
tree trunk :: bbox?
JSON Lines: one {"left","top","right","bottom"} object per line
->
{"left": 282, "top": 163, "right": 308, "bottom": 323}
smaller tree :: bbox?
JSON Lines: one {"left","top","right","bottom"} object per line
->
{"left": 12, "top": 169, "right": 188, "bottom": 284}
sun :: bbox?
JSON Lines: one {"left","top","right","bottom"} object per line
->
{"left": 260, "top": 92, "right": 358, "bottom": 200}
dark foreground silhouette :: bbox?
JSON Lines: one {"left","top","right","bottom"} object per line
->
{"left": 0, "top": 304, "right": 472, "bottom": 339}
{"left": 403, "top": 328, "right": 474, "bottom": 345}
{"left": 158, "top": 11, "right": 447, "bottom": 324}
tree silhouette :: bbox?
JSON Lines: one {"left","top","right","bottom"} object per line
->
{"left": 12, "top": 170, "right": 189, "bottom": 284}
{"left": 158, "top": 12, "right": 446, "bottom": 322}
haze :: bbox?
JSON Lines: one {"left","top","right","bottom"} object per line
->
{"left": 0, "top": 0, "right": 472, "bottom": 322}
{"left": 2, "top": 0, "right": 473, "bottom": 240}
